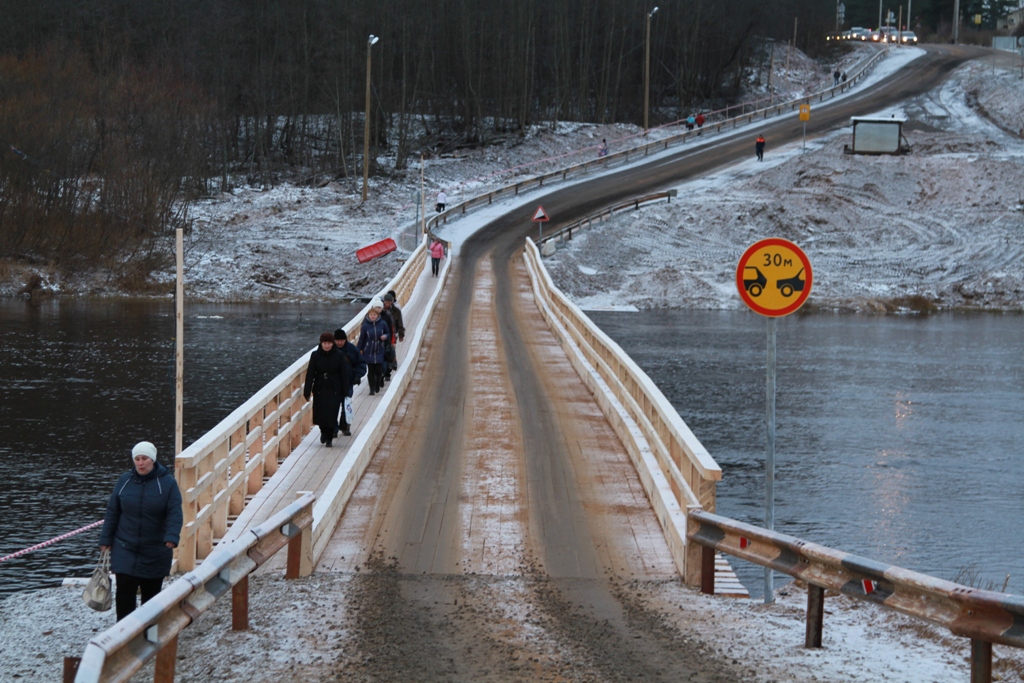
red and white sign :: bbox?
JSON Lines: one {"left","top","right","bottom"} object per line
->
{"left": 862, "top": 579, "right": 877, "bottom": 594}
{"left": 531, "top": 205, "right": 550, "bottom": 222}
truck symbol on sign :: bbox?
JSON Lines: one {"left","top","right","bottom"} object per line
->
{"left": 777, "top": 268, "right": 806, "bottom": 297}
{"left": 743, "top": 266, "right": 767, "bottom": 297}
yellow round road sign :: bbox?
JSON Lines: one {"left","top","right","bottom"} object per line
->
{"left": 736, "top": 238, "right": 813, "bottom": 316}
{"left": 799, "top": 103, "right": 810, "bottom": 121}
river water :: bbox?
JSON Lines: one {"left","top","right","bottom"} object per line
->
{"left": 0, "top": 299, "right": 361, "bottom": 596}
{"left": 1, "top": 302, "right": 1021, "bottom": 600}
{"left": 589, "top": 309, "right": 1024, "bottom": 598}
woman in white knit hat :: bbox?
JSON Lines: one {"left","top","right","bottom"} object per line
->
{"left": 357, "top": 297, "right": 391, "bottom": 395}
{"left": 98, "top": 441, "right": 182, "bottom": 621}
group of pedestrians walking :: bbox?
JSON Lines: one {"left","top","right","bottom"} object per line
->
{"left": 303, "top": 290, "right": 405, "bottom": 447}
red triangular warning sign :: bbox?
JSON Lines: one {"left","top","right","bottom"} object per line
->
{"left": 531, "top": 205, "right": 550, "bottom": 222}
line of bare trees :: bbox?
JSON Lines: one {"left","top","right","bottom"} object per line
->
{"left": 0, "top": 0, "right": 835, "bottom": 278}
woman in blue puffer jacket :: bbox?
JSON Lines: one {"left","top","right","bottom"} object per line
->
{"left": 357, "top": 297, "right": 391, "bottom": 395}
{"left": 99, "top": 441, "right": 183, "bottom": 621}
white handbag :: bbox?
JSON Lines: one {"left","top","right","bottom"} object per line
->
{"left": 344, "top": 397, "right": 354, "bottom": 424}
{"left": 82, "top": 548, "right": 112, "bottom": 612}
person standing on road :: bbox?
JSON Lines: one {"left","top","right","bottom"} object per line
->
{"left": 755, "top": 134, "right": 766, "bottom": 162}
{"left": 435, "top": 190, "right": 447, "bottom": 213}
{"left": 357, "top": 298, "right": 391, "bottom": 395}
{"left": 695, "top": 113, "right": 705, "bottom": 130}
{"left": 686, "top": 114, "right": 696, "bottom": 130}
{"left": 98, "top": 441, "right": 182, "bottom": 622}
{"left": 333, "top": 329, "right": 366, "bottom": 437}
{"left": 303, "top": 331, "right": 349, "bottom": 447}
{"left": 429, "top": 238, "right": 445, "bottom": 277}
{"left": 833, "top": 68, "right": 841, "bottom": 86}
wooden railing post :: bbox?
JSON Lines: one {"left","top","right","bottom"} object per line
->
{"left": 153, "top": 634, "right": 178, "bottom": 683}
{"left": 806, "top": 584, "right": 825, "bottom": 648}
{"left": 232, "top": 575, "right": 249, "bottom": 631}
{"left": 286, "top": 492, "right": 313, "bottom": 579}
{"left": 63, "top": 657, "right": 80, "bottom": 683}
{"left": 700, "top": 544, "right": 715, "bottom": 595}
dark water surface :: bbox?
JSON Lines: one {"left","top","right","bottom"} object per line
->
{"left": 0, "top": 299, "right": 360, "bottom": 595}
{"left": 589, "top": 310, "right": 1024, "bottom": 598}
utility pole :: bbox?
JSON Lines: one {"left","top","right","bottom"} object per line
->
{"left": 362, "top": 34, "right": 379, "bottom": 202}
{"left": 878, "top": 0, "right": 883, "bottom": 29}
{"left": 175, "top": 227, "right": 183, "bottom": 457}
{"left": 952, "top": 0, "right": 960, "bottom": 43}
{"left": 644, "top": 6, "right": 659, "bottom": 132}
{"left": 786, "top": 17, "right": 797, "bottom": 71}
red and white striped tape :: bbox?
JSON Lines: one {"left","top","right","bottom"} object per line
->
{"left": 0, "top": 520, "right": 103, "bottom": 564}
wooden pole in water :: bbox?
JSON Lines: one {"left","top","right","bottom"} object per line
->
{"left": 175, "top": 227, "right": 184, "bottom": 456}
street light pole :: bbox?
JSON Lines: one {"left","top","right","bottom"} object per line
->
{"left": 644, "top": 6, "right": 658, "bottom": 132}
{"left": 362, "top": 34, "right": 379, "bottom": 202}
{"left": 952, "top": 0, "right": 960, "bottom": 43}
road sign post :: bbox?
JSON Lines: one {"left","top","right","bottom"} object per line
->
{"left": 736, "top": 238, "right": 813, "bottom": 604}
{"left": 531, "top": 205, "right": 550, "bottom": 242}
{"left": 799, "top": 104, "right": 810, "bottom": 151}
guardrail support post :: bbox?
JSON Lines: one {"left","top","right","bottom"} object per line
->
{"left": 63, "top": 656, "right": 80, "bottom": 683}
{"left": 232, "top": 574, "right": 249, "bottom": 630}
{"left": 153, "top": 634, "right": 178, "bottom": 683}
{"left": 971, "top": 639, "right": 992, "bottom": 683}
{"left": 286, "top": 492, "right": 313, "bottom": 579}
{"left": 700, "top": 545, "right": 715, "bottom": 595}
{"left": 805, "top": 584, "right": 825, "bottom": 648}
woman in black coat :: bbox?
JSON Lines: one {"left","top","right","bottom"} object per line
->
{"left": 99, "top": 441, "right": 183, "bottom": 622}
{"left": 303, "top": 331, "right": 352, "bottom": 447}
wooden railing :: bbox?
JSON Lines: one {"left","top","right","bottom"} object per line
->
{"left": 522, "top": 237, "right": 720, "bottom": 585}
{"left": 173, "top": 241, "right": 428, "bottom": 573}
{"left": 417, "top": 48, "right": 885, "bottom": 238}
{"left": 688, "top": 509, "right": 1024, "bottom": 683}
{"left": 75, "top": 492, "right": 315, "bottom": 683}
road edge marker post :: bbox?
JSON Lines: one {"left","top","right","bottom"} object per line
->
{"left": 735, "top": 238, "right": 813, "bottom": 604}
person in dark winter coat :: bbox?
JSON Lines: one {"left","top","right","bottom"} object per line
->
{"left": 755, "top": 134, "right": 766, "bottom": 161}
{"left": 333, "top": 329, "right": 366, "bottom": 436}
{"left": 381, "top": 291, "right": 405, "bottom": 381}
{"left": 357, "top": 298, "right": 391, "bottom": 395}
{"left": 98, "top": 441, "right": 183, "bottom": 622}
{"left": 303, "top": 331, "right": 351, "bottom": 447}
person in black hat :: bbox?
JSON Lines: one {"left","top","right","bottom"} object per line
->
{"left": 303, "top": 332, "right": 350, "bottom": 447}
{"left": 333, "top": 329, "right": 366, "bottom": 436}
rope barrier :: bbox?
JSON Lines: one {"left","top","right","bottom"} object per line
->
{"left": 0, "top": 520, "right": 103, "bottom": 564}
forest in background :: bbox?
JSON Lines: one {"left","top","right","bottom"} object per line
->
{"left": 0, "top": 0, "right": 1012, "bottom": 277}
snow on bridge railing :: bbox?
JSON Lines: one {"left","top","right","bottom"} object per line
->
{"left": 74, "top": 492, "right": 315, "bottom": 683}
{"left": 172, "top": 240, "right": 427, "bottom": 574}
{"left": 522, "top": 238, "right": 720, "bottom": 587}
{"left": 688, "top": 509, "right": 1024, "bottom": 683}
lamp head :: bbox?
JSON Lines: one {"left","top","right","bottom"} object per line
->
{"left": 650, "top": 6, "right": 659, "bottom": 16}
{"left": 369, "top": 34, "right": 379, "bottom": 45}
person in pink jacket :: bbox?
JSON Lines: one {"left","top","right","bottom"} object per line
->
{"left": 429, "top": 238, "right": 445, "bottom": 277}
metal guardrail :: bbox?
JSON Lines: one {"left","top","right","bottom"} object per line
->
{"left": 73, "top": 492, "right": 315, "bottom": 683}
{"left": 415, "top": 47, "right": 886, "bottom": 239}
{"left": 687, "top": 509, "right": 1024, "bottom": 683}
{"left": 535, "top": 190, "right": 677, "bottom": 248}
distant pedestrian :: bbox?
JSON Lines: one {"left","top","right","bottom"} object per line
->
{"left": 382, "top": 291, "right": 405, "bottom": 381}
{"left": 429, "top": 238, "right": 445, "bottom": 277}
{"left": 357, "top": 297, "right": 391, "bottom": 395}
{"left": 841, "top": 72, "right": 847, "bottom": 83}
{"left": 695, "top": 113, "right": 705, "bottom": 129}
{"left": 686, "top": 114, "right": 696, "bottom": 130}
{"left": 99, "top": 441, "right": 182, "bottom": 622}
{"left": 333, "top": 329, "right": 366, "bottom": 436}
{"left": 303, "top": 331, "right": 350, "bottom": 447}
{"left": 833, "top": 69, "right": 841, "bottom": 86}
{"left": 435, "top": 190, "right": 447, "bottom": 213}
{"left": 597, "top": 139, "right": 609, "bottom": 157}
{"left": 755, "top": 134, "right": 766, "bottom": 161}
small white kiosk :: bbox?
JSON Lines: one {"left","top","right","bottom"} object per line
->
{"left": 845, "top": 116, "right": 910, "bottom": 155}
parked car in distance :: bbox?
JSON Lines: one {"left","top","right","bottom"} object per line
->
{"left": 899, "top": 31, "right": 918, "bottom": 44}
